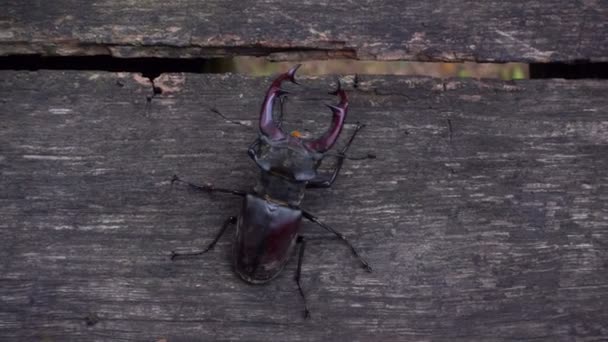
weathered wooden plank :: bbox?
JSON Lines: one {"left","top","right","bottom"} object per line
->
{"left": 1, "top": 70, "right": 607, "bottom": 341}
{"left": 1, "top": 1, "right": 607, "bottom": 62}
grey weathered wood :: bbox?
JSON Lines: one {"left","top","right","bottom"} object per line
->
{"left": 1, "top": 70, "right": 608, "bottom": 341}
{"left": 1, "top": 1, "right": 607, "bottom": 62}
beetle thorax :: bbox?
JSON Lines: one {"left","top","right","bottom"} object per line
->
{"left": 254, "top": 171, "right": 307, "bottom": 206}
{"left": 249, "top": 135, "right": 322, "bottom": 182}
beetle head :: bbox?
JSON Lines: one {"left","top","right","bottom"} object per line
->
{"left": 251, "top": 65, "right": 349, "bottom": 182}
{"left": 249, "top": 134, "right": 322, "bottom": 182}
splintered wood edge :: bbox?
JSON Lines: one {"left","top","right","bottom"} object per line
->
{"left": 1, "top": 0, "right": 607, "bottom": 62}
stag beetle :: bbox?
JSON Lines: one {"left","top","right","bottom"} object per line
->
{"left": 171, "top": 65, "right": 371, "bottom": 318}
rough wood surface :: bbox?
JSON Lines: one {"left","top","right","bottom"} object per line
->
{"left": 1, "top": 1, "right": 607, "bottom": 62}
{"left": 1, "top": 70, "right": 608, "bottom": 341}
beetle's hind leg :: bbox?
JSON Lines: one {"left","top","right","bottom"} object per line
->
{"left": 171, "top": 216, "right": 237, "bottom": 261}
{"left": 295, "top": 236, "right": 311, "bottom": 319}
{"left": 302, "top": 211, "right": 372, "bottom": 272}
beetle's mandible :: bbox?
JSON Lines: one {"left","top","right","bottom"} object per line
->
{"left": 171, "top": 65, "right": 372, "bottom": 318}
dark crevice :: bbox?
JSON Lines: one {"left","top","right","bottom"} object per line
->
{"left": 145, "top": 77, "right": 164, "bottom": 105}
{"left": 0, "top": 55, "right": 606, "bottom": 79}
{"left": 0, "top": 55, "right": 235, "bottom": 75}
{"left": 152, "top": 84, "right": 163, "bottom": 95}
{"left": 530, "top": 62, "right": 608, "bottom": 79}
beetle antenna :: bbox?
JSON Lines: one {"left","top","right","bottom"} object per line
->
{"left": 210, "top": 107, "right": 254, "bottom": 130}
{"left": 346, "top": 153, "right": 376, "bottom": 160}
{"left": 322, "top": 152, "right": 376, "bottom": 160}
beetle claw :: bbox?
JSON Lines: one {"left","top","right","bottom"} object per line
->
{"left": 305, "top": 78, "right": 348, "bottom": 152}
{"left": 259, "top": 65, "right": 301, "bottom": 140}
{"left": 287, "top": 64, "right": 301, "bottom": 84}
{"left": 325, "top": 104, "right": 343, "bottom": 113}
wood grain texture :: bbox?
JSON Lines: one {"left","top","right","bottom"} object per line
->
{"left": 1, "top": 0, "right": 607, "bottom": 62}
{"left": 1, "top": 70, "right": 608, "bottom": 341}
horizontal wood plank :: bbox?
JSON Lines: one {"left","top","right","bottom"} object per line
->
{"left": 1, "top": 1, "right": 607, "bottom": 62}
{"left": 1, "top": 70, "right": 607, "bottom": 341}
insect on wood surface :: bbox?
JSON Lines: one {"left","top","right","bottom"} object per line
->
{"left": 170, "top": 65, "right": 373, "bottom": 318}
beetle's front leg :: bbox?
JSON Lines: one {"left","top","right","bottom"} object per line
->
{"left": 171, "top": 216, "right": 237, "bottom": 260}
{"left": 307, "top": 122, "right": 369, "bottom": 189}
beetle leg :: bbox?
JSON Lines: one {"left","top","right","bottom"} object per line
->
{"left": 247, "top": 139, "right": 260, "bottom": 160}
{"left": 301, "top": 211, "right": 372, "bottom": 272}
{"left": 307, "top": 122, "right": 367, "bottom": 189}
{"left": 295, "top": 236, "right": 311, "bottom": 319}
{"left": 171, "top": 175, "right": 246, "bottom": 197}
{"left": 171, "top": 216, "right": 237, "bottom": 260}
